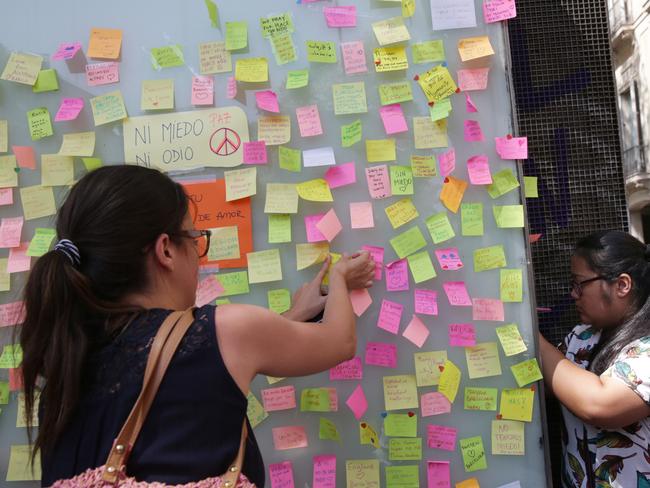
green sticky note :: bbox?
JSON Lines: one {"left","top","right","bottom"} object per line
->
{"left": 278, "top": 146, "right": 301, "bottom": 172}
{"left": 260, "top": 13, "right": 294, "bottom": 38}
{"left": 0, "top": 344, "right": 23, "bottom": 369}
{"left": 27, "top": 107, "right": 53, "bottom": 141}
{"left": 384, "top": 413, "right": 418, "bottom": 437}
{"left": 500, "top": 269, "right": 523, "bottom": 302}
{"left": 268, "top": 214, "right": 292, "bottom": 243}
{"left": 460, "top": 436, "right": 487, "bottom": 472}
{"left": 204, "top": 0, "right": 219, "bottom": 27}
{"left": 341, "top": 119, "right": 362, "bottom": 148}
{"left": 464, "top": 387, "right": 498, "bottom": 411}
{"left": 487, "top": 168, "right": 520, "bottom": 199}
{"left": 500, "top": 388, "right": 535, "bottom": 422}
{"left": 0, "top": 381, "right": 9, "bottom": 404}
{"left": 385, "top": 465, "right": 419, "bottom": 488}
{"left": 150, "top": 45, "right": 184, "bottom": 69}
{"left": 319, "top": 417, "right": 341, "bottom": 441}
{"left": 493, "top": 205, "right": 525, "bottom": 228}
{"left": 81, "top": 157, "right": 103, "bottom": 172}
{"left": 225, "top": 21, "right": 248, "bottom": 50}
{"left": 306, "top": 40, "right": 337, "bottom": 63}
{"left": 407, "top": 250, "right": 436, "bottom": 283}
{"left": 410, "top": 155, "right": 437, "bottom": 177}
{"left": 496, "top": 324, "right": 528, "bottom": 356}
{"left": 215, "top": 298, "right": 231, "bottom": 305}
{"left": 378, "top": 81, "right": 413, "bottom": 105}
{"left": 215, "top": 271, "right": 249, "bottom": 297}
{"left": 390, "top": 165, "right": 414, "bottom": 195}
{"left": 524, "top": 176, "right": 538, "bottom": 198}
{"left": 333, "top": 82, "right": 367, "bottom": 115}
{"left": 461, "top": 202, "right": 484, "bottom": 236}
{"left": 429, "top": 97, "right": 452, "bottom": 121}
{"left": 473, "top": 245, "right": 507, "bottom": 272}
{"left": 388, "top": 438, "right": 422, "bottom": 461}
{"left": 411, "top": 40, "right": 445, "bottom": 64}
{"left": 268, "top": 288, "right": 291, "bottom": 314}
{"left": 301, "top": 388, "right": 331, "bottom": 412}
{"left": 26, "top": 228, "right": 56, "bottom": 257}
{"left": 425, "top": 211, "right": 455, "bottom": 244}
{"left": 511, "top": 358, "right": 543, "bottom": 387}
{"left": 246, "top": 391, "right": 268, "bottom": 428}
{"left": 390, "top": 225, "right": 427, "bottom": 259}
{"left": 32, "top": 69, "right": 59, "bottom": 93}
{"left": 271, "top": 33, "right": 298, "bottom": 65}
{"left": 286, "top": 69, "right": 309, "bottom": 89}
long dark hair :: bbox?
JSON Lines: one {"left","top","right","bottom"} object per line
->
{"left": 574, "top": 230, "right": 650, "bottom": 374}
{"left": 19, "top": 165, "right": 189, "bottom": 458}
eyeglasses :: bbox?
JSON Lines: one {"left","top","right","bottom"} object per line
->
{"left": 570, "top": 275, "right": 607, "bottom": 297}
{"left": 170, "top": 229, "right": 212, "bottom": 258}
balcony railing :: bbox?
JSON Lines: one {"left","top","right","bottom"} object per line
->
{"left": 608, "top": 0, "right": 632, "bottom": 34}
{"left": 623, "top": 144, "right": 649, "bottom": 179}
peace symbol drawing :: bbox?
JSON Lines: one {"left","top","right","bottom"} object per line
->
{"left": 210, "top": 128, "right": 241, "bottom": 156}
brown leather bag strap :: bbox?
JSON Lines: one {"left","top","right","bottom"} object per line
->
{"left": 220, "top": 420, "right": 249, "bottom": 487}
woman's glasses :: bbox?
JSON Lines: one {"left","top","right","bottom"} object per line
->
{"left": 171, "top": 229, "right": 212, "bottom": 258}
{"left": 570, "top": 275, "right": 607, "bottom": 297}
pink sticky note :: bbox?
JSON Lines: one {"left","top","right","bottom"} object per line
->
{"left": 467, "top": 154, "right": 492, "bottom": 184}
{"left": 346, "top": 384, "right": 368, "bottom": 420}
{"left": 296, "top": 104, "right": 323, "bottom": 137}
{"left": 472, "top": 298, "right": 505, "bottom": 321}
{"left": 0, "top": 217, "right": 24, "bottom": 249}
{"left": 270, "top": 461, "right": 295, "bottom": 488}
{"left": 361, "top": 245, "right": 384, "bottom": 280}
{"left": 325, "top": 162, "right": 356, "bottom": 189}
{"left": 52, "top": 42, "right": 82, "bottom": 61}
{"left": 0, "top": 301, "right": 26, "bottom": 328}
{"left": 195, "top": 274, "right": 224, "bottom": 307}
{"left": 350, "top": 202, "right": 375, "bottom": 229}
{"left": 54, "top": 98, "right": 84, "bottom": 122}
{"left": 483, "top": 0, "right": 517, "bottom": 23}
{"left": 226, "top": 76, "right": 237, "bottom": 99}
{"left": 421, "top": 392, "right": 452, "bottom": 417}
{"left": 313, "top": 454, "right": 336, "bottom": 488}
{"left": 305, "top": 213, "right": 328, "bottom": 242}
{"left": 427, "top": 424, "right": 457, "bottom": 451}
{"left": 324, "top": 6, "right": 357, "bottom": 27}
{"left": 365, "top": 165, "right": 391, "bottom": 199}
{"left": 427, "top": 460, "right": 451, "bottom": 488}
{"left": 376, "top": 299, "right": 403, "bottom": 334}
{"left": 379, "top": 104, "right": 408, "bottom": 135}
{"left": 316, "top": 209, "right": 343, "bottom": 242}
{"left": 192, "top": 76, "right": 214, "bottom": 106}
{"left": 7, "top": 242, "right": 31, "bottom": 274}
{"left": 0, "top": 189, "right": 13, "bottom": 206}
{"left": 272, "top": 426, "right": 308, "bottom": 450}
{"left": 256, "top": 90, "right": 280, "bottom": 113}
{"left": 402, "top": 314, "right": 430, "bottom": 348}
{"left": 414, "top": 289, "right": 438, "bottom": 315}
{"left": 341, "top": 41, "right": 367, "bottom": 75}
{"left": 350, "top": 288, "right": 372, "bottom": 316}
{"left": 327, "top": 387, "right": 339, "bottom": 411}
{"left": 9, "top": 368, "right": 23, "bottom": 391}
{"left": 365, "top": 342, "right": 398, "bottom": 368}
{"left": 385, "top": 259, "right": 409, "bottom": 292}
{"left": 12, "top": 146, "right": 36, "bottom": 169}
{"left": 85, "top": 62, "right": 119, "bottom": 86}
{"left": 438, "top": 148, "right": 456, "bottom": 177}
{"left": 262, "top": 385, "right": 297, "bottom": 412}
{"left": 434, "top": 248, "right": 464, "bottom": 271}
{"left": 464, "top": 120, "right": 485, "bottom": 142}
{"left": 465, "top": 93, "right": 478, "bottom": 113}
{"left": 457, "top": 68, "right": 490, "bottom": 91}
{"left": 330, "top": 357, "right": 363, "bottom": 381}
{"left": 443, "top": 281, "right": 472, "bottom": 306}
{"left": 243, "top": 141, "right": 267, "bottom": 164}
{"left": 495, "top": 136, "right": 528, "bottom": 159}
{"left": 448, "top": 323, "right": 476, "bottom": 346}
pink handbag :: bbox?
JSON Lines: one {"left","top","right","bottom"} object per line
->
{"left": 50, "top": 310, "right": 256, "bottom": 488}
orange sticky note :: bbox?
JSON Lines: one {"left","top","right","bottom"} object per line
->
{"left": 440, "top": 176, "right": 468, "bottom": 213}
{"left": 88, "top": 28, "right": 123, "bottom": 59}
{"left": 350, "top": 288, "right": 372, "bottom": 317}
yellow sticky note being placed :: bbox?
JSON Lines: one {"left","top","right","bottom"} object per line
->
{"left": 465, "top": 342, "right": 502, "bottom": 379}
{"left": 366, "top": 139, "right": 396, "bottom": 163}
{"left": 225, "top": 167, "right": 256, "bottom": 202}
{"left": 296, "top": 179, "right": 333, "bottom": 202}
{"left": 235, "top": 57, "right": 268, "bottom": 82}
{"left": 6, "top": 445, "right": 41, "bottom": 481}
{"left": 500, "top": 268, "right": 523, "bottom": 302}
{"left": 90, "top": 90, "right": 128, "bottom": 126}
{"left": 59, "top": 131, "right": 96, "bottom": 157}
{"left": 496, "top": 324, "right": 528, "bottom": 356}
{"left": 20, "top": 185, "right": 56, "bottom": 221}
{"left": 373, "top": 46, "right": 408, "bottom": 72}
{"left": 1, "top": 52, "right": 43, "bottom": 85}
{"left": 41, "top": 154, "right": 74, "bottom": 187}
{"left": 296, "top": 243, "right": 329, "bottom": 270}
{"left": 414, "top": 117, "right": 448, "bottom": 149}
{"left": 264, "top": 183, "right": 298, "bottom": 214}
{"left": 438, "top": 359, "right": 461, "bottom": 403}
{"left": 458, "top": 36, "right": 495, "bottom": 62}
{"left": 372, "top": 16, "right": 411, "bottom": 45}
{"left": 383, "top": 375, "right": 418, "bottom": 411}
{"left": 500, "top": 388, "right": 535, "bottom": 422}
{"left": 141, "top": 79, "right": 175, "bottom": 110}
{"left": 247, "top": 248, "right": 282, "bottom": 284}
{"left": 333, "top": 82, "right": 367, "bottom": 115}
{"left": 346, "top": 460, "right": 380, "bottom": 488}
{"left": 208, "top": 226, "right": 240, "bottom": 261}
{"left": 492, "top": 420, "right": 525, "bottom": 455}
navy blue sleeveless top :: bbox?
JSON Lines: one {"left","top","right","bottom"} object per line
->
{"left": 40, "top": 305, "right": 265, "bottom": 487}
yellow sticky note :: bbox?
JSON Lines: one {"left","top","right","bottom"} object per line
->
{"left": 286, "top": 69, "right": 309, "bottom": 89}
{"left": 88, "top": 28, "right": 122, "bottom": 59}
{"left": 82, "top": 157, "right": 103, "bottom": 172}
{"left": 264, "top": 183, "right": 298, "bottom": 214}
{"left": 306, "top": 41, "right": 338, "bottom": 63}
{"left": 341, "top": 119, "right": 363, "bottom": 148}
{"left": 407, "top": 250, "right": 437, "bottom": 283}
{"left": 20, "top": 185, "right": 56, "bottom": 221}
{"left": 500, "top": 388, "right": 535, "bottom": 422}
{"left": 500, "top": 269, "right": 523, "bottom": 302}
{"left": 258, "top": 116, "right": 291, "bottom": 146}
{"left": 388, "top": 438, "right": 422, "bottom": 461}
{"left": 414, "top": 350, "right": 447, "bottom": 387}
{"left": 16, "top": 392, "right": 39, "bottom": 428}
{"left": 465, "top": 342, "right": 502, "bottom": 379}
{"left": 260, "top": 13, "right": 295, "bottom": 38}
{"left": 458, "top": 36, "right": 495, "bottom": 62}
{"left": 440, "top": 176, "right": 468, "bottom": 213}
{"left": 235, "top": 57, "right": 268, "bottom": 82}
{"left": 379, "top": 82, "right": 413, "bottom": 105}
{"left": 41, "top": 154, "right": 74, "bottom": 187}
{"left": 488, "top": 168, "right": 520, "bottom": 198}
{"left": 496, "top": 324, "right": 528, "bottom": 356}
{"left": 1, "top": 52, "right": 43, "bottom": 85}
{"left": 389, "top": 225, "right": 427, "bottom": 259}
{"left": 473, "top": 245, "right": 507, "bottom": 272}
{"left": 438, "top": 359, "right": 461, "bottom": 403}
{"left": 333, "top": 82, "right": 367, "bottom": 116}
{"left": 141, "top": 79, "right": 175, "bottom": 110}
{"left": 456, "top": 479, "right": 481, "bottom": 488}
{"left": 524, "top": 176, "right": 538, "bottom": 198}
{"left": 346, "top": 460, "right": 380, "bottom": 488}
{"left": 366, "top": 139, "right": 396, "bottom": 163}
{"left": 390, "top": 165, "right": 414, "bottom": 195}
{"left": 0, "top": 155, "right": 18, "bottom": 188}
{"left": 278, "top": 146, "right": 301, "bottom": 172}
{"left": 372, "top": 16, "right": 411, "bottom": 45}
{"left": 199, "top": 41, "right": 232, "bottom": 74}
{"left": 225, "top": 21, "right": 248, "bottom": 51}
{"left": 246, "top": 391, "right": 268, "bottom": 428}
{"left": 270, "top": 33, "right": 298, "bottom": 65}
{"left": 414, "top": 117, "right": 448, "bottom": 149}
{"left": 383, "top": 375, "right": 418, "bottom": 411}
{"left": 296, "top": 179, "right": 333, "bottom": 202}
{"left": 32, "top": 69, "right": 59, "bottom": 93}
{"left": 460, "top": 436, "right": 488, "bottom": 472}
{"left": 27, "top": 107, "right": 53, "bottom": 141}
{"left": 0, "top": 120, "right": 7, "bottom": 152}
{"left": 385, "top": 198, "right": 418, "bottom": 229}
{"left": 296, "top": 243, "right": 329, "bottom": 271}
{"left": 208, "top": 226, "right": 240, "bottom": 261}
{"left": 492, "top": 420, "right": 525, "bottom": 455}
{"left": 269, "top": 214, "right": 291, "bottom": 243}
{"left": 319, "top": 417, "right": 341, "bottom": 441}
{"left": 493, "top": 205, "right": 525, "bottom": 228}
{"left": 412, "top": 40, "right": 445, "bottom": 64}
{"left": 510, "top": 358, "right": 543, "bottom": 387}
{"left": 384, "top": 413, "right": 418, "bottom": 437}
{"left": 402, "top": 0, "right": 416, "bottom": 17}
{"left": 373, "top": 46, "right": 408, "bottom": 72}
{"left": 90, "top": 90, "right": 128, "bottom": 126}
{"left": 247, "top": 249, "right": 282, "bottom": 284}
{"left": 360, "top": 422, "right": 381, "bottom": 448}
{"left": 268, "top": 288, "right": 291, "bottom": 314}
{"left": 59, "top": 131, "right": 96, "bottom": 157}
{"left": 417, "top": 65, "right": 457, "bottom": 103}
{"left": 150, "top": 45, "right": 184, "bottom": 69}
{"left": 464, "top": 387, "right": 498, "bottom": 411}
{"left": 461, "top": 202, "right": 484, "bottom": 236}
{"left": 266, "top": 376, "right": 285, "bottom": 385}
{"left": 26, "top": 228, "right": 56, "bottom": 257}
{"left": 6, "top": 445, "right": 41, "bottom": 481}
{"left": 0, "top": 259, "right": 10, "bottom": 291}
{"left": 411, "top": 155, "right": 437, "bottom": 177}
{"left": 225, "top": 167, "right": 256, "bottom": 202}
{"left": 302, "top": 389, "right": 332, "bottom": 412}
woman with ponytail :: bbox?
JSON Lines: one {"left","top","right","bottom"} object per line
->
{"left": 21, "top": 165, "right": 374, "bottom": 486}
{"left": 539, "top": 230, "right": 650, "bottom": 487}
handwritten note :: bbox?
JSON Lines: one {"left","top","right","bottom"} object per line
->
{"left": 427, "top": 424, "right": 457, "bottom": 451}
{"left": 262, "top": 385, "right": 296, "bottom": 412}
{"left": 1, "top": 52, "right": 42, "bottom": 85}
{"left": 286, "top": 69, "right": 309, "bottom": 89}
{"left": 243, "top": 141, "right": 267, "bottom": 165}
{"left": 52, "top": 42, "right": 82, "bottom": 61}
{"left": 464, "top": 387, "right": 498, "bottom": 411}
{"left": 492, "top": 420, "right": 525, "bottom": 455}
{"left": 421, "top": 391, "right": 451, "bottom": 416}
{"left": 384, "top": 412, "right": 418, "bottom": 437}
{"left": 472, "top": 298, "right": 505, "bottom": 321}
{"left": 296, "top": 105, "right": 323, "bottom": 137}
{"left": 488, "top": 168, "right": 520, "bottom": 198}
{"left": 458, "top": 68, "right": 490, "bottom": 91}
{"left": 330, "top": 357, "right": 363, "bottom": 381}
{"left": 448, "top": 323, "right": 476, "bottom": 347}
{"left": 372, "top": 16, "right": 411, "bottom": 45}
{"left": 41, "top": 154, "right": 74, "bottom": 186}
{"left": 333, "top": 82, "right": 367, "bottom": 115}
{"left": 386, "top": 258, "right": 409, "bottom": 291}
{"left": 467, "top": 155, "right": 492, "bottom": 184}
{"left": 379, "top": 104, "right": 408, "bottom": 134}
{"left": 379, "top": 82, "right": 413, "bottom": 105}
{"left": 365, "top": 342, "right": 397, "bottom": 368}
{"left": 88, "top": 28, "right": 122, "bottom": 59}
{"left": 365, "top": 165, "right": 391, "bottom": 199}
{"left": 27, "top": 107, "right": 53, "bottom": 141}
{"left": 388, "top": 438, "right": 422, "bottom": 461}
{"left": 199, "top": 41, "right": 232, "bottom": 74}
{"left": 90, "top": 90, "right": 127, "bottom": 126}
{"left": 412, "top": 40, "right": 445, "bottom": 63}
{"left": 346, "top": 460, "right": 379, "bottom": 488}
{"left": 461, "top": 202, "right": 484, "bottom": 236}
{"left": 307, "top": 40, "right": 337, "bottom": 63}
{"left": 500, "top": 388, "right": 535, "bottom": 422}
{"left": 383, "top": 374, "right": 418, "bottom": 411}
{"left": 235, "top": 57, "right": 268, "bottom": 82}
{"left": 350, "top": 201, "right": 374, "bottom": 229}
{"left": 417, "top": 65, "right": 457, "bottom": 103}
{"left": 438, "top": 360, "right": 461, "bottom": 403}
{"left": 20, "top": 185, "right": 56, "bottom": 221}
{"left": 427, "top": 461, "right": 451, "bottom": 488}
{"left": 460, "top": 436, "right": 488, "bottom": 472}
{"left": 225, "top": 21, "right": 248, "bottom": 50}
{"left": 341, "top": 41, "right": 367, "bottom": 75}
{"left": 414, "top": 350, "right": 446, "bottom": 386}
{"left": 483, "top": 0, "right": 517, "bottom": 23}
{"left": 510, "top": 358, "right": 543, "bottom": 387}
{"left": 247, "top": 249, "right": 282, "bottom": 283}
{"left": 414, "top": 289, "right": 438, "bottom": 316}
{"left": 473, "top": 245, "right": 507, "bottom": 272}
{"left": 430, "top": 0, "right": 477, "bottom": 30}
{"left": 496, "top": 324, "right": 528, "bottom": 356}
{"left": 411, "top": 155, "right": 437, "bottom": 177}
{"left": 390, "top": 225, "right": 427, "bottom": 259}
{"left": 374, "top": 46, "right": 408, "bottom": 72}
{"left": 435, "top": 248, "right": 463, "bottom": 270}
{"left": 440, "top": 176, "right": 468, "bottom": 213}
{"left": 464, "top": 120, "right": 484, "bottom": 142}
{"left": 59, "top": 131, "right": 96, "bottom": 157}
{"left": 496, "top": 136, "right": 528, "bottom": 159}
{"left": 54, "top": 98, "right": 84, "bottom": 122}
{"left": 458, "top": 36, "right": 495, "bottom": 61}
{"left": 313, "top": 455, "right": 336, "bottom": 488}
{"left": 425, "top": 211, "right": 455, "bottom": 244}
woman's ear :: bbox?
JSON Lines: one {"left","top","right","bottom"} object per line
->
{"left": 152, "top": 233, "right": 174, "bottom": 271}
{"left": 616, "top": 273, "right": 633, "bottom": 298}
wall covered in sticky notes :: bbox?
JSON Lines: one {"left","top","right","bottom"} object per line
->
{"left": 0, "top": 0, "right": 547, "bottom": 486}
